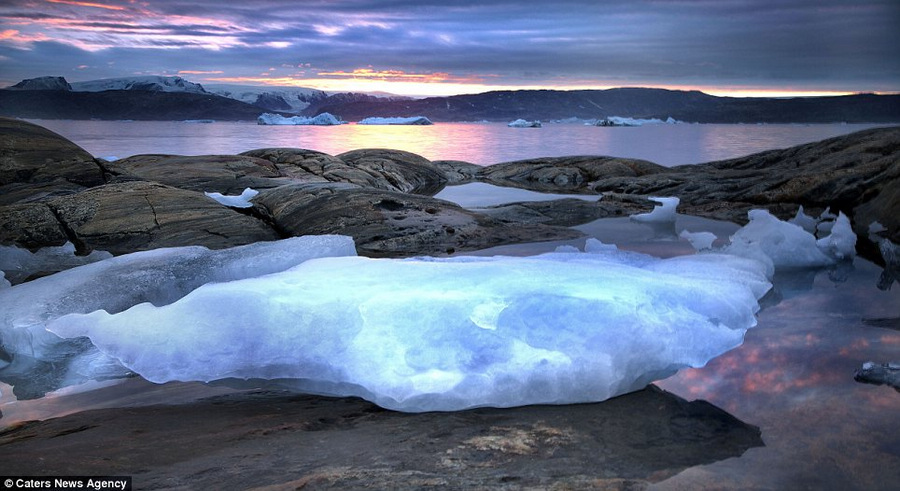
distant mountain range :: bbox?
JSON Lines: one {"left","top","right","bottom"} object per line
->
{"left": 1, "top": 75, "right": 898, "bottom": 123}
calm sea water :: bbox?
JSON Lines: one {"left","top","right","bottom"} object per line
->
{"left": 28, "top": 119, "right": 894, "bottom": 166}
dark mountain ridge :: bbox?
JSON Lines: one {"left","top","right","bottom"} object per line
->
{"left": 308, "top": 88, "right": 900, "bottom": 123}
{"left": 1, "top": 82, "right": 898, "bottom": 123}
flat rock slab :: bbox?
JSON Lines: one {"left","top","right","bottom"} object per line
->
{"left": 482, "top": 156, "right": 666, "bottom": 193}
{"left": 253, "top": 182, "right": 581, "bottom": 256}
{"left": 108, "top": 154, "right": 297, "bottom": 194}
{"left": 0, "top": 386, "right": 762, "bottom": 489}
{"left": 47, "top": 181, "right": 280, "bottom": 255}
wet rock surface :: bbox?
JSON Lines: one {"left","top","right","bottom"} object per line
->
{"left": 0, "top": 385, "right": 762, "bottom": 489}
{"left": 253, "top": 182, "right": 581, "bottom": 256}
{"left": 482, "top": 155, "right": 667, "bottom": 193}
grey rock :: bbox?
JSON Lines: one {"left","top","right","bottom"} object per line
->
{"left": 432, "top": 159, "right": 483, "bottom": 184}
{"left": 253, "top": 182, "right": 581, "bottom": 257}
{"left": 245, "top": 147, "right": 449, "bottom": 195}
{"left": 482, "top": 155, "right": 667, "bottom": 193}
{"left": 0, "top": 202, "right": 69, "bottom": 250}
{"left": 108, "top": 154, "right": 296, "bottom": 194}
{"left": 0, "top": 385, "right": 763, "bottom": 489}
{"left": 47, "top": 181, "right": 280, "bottom": 255}
{"left": 336, "top": 148, "right": 448, "bottom": 195}
{"left": 0, "top": 117, "right": 104, "bottom": 203}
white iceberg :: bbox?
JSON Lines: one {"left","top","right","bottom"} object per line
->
{"left": 257, "top": 112, "right": 343, "bottom": 125}
{"left": 507, "top": 119, "right": 542, "bottom": 128}
{"left": 722, "top": 209, "right": 855, "bottom": 275}
{"left": 357, "top": 116, "right": 433, "bottom": 125}
{"left": 595, "top": 116, "right": 679, "bottom": 127}
{"left": 48, "top": 248, "right": 771, "bottom": 412}
{"left": 631, "top": 196, "right": 680, "bottom": 223}
{"left": 204, "top": 188, "right": 259, "bottom": 208}
{"left": 0, "top": 236, "right": 357, "bottom": 396}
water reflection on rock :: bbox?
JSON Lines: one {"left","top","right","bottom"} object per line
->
{"left": 0, "top": 385, "right": 762, "bottom": 489}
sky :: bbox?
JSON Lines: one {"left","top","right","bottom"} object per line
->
{"left": 0, "top": 0, "right": 898, "bottom": 98}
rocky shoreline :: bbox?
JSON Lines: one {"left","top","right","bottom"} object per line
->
{"left": 2, "top": 118, "right": 897, "bottom": 267}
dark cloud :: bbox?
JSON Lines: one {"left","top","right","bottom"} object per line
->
{"left": 1, "top": 0, "right": 897, "bottom": 93}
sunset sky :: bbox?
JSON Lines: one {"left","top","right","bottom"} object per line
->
{"left": 1, "top": 0, "right": 897, "bottom": 97}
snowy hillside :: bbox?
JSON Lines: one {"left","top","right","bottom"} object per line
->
{"left": 206, "top": 84, "right": 327, "bottom": 113}
{"left": 70, "top": 76, "right": 208, "bottom": 94}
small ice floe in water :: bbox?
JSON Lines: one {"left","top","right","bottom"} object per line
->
{"left": 868, "top": 221, "right": 887, "bottom": 235}
{"left": 631, "top": 196, "right": 679, "bottom": 223}
{"left": 721, "top": 209, "right": 856, "bottom": 277}
{"left": 507, "top": 119, "right": 542, "bottom": 128}
{"left": 204, "top": 188, "right": 259, "bottom": 208}
{"left": 48, "top": 248, "right": 771, "bottom": 412}
{"left": 357, "top": 116, "right": 433, "bottom": 125}
{"left": 680, "top": 230, "right": 718, "bottom": 251}
{"left": 854, "top": 362, "right": 900, "bottom": 391}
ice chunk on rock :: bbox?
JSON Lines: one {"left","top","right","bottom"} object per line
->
{"left": 0, "top": 236, "right": 357, "bottom": 398}
{"left": 631, "top": 196, "right": 679, "bottom": 223}
{"left": 204, "top": 187, "right": 259, "bottom": 208}
{"left": 49, "top": 250, "right": 771, "bottom": 412}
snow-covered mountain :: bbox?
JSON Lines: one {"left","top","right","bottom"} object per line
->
{"left": 205, "top": 84, "right": 327, "bottom": 114}
{"left": 70, "top": 76, "right": 208, "bottom": 94}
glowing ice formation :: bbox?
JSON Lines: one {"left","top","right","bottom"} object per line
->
{"left": 0, "top": 236, "right": 356, "bottom": 395}
{"left": 49, "top": 248, "right": 771, "bottom": 412}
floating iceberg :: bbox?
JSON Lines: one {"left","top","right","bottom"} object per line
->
{"left": 257, "top": 112, "right": 343, "bottom": 125}
{"left": 631, "top": 196, "right": 680, "bottom": 223}
{"left": 507, "top": 119, "right": 542, "bottom": 128}
{"left": 357, "top": 116, "right": 433, "bottom": 125}
{"left": 204, "top": 188, "right": 259, "bottom": 208}
{"left": 680, "top": 230, "right": 718, "bottom": 251}
{"left": 48, "top": 246, "right": 771, "bottom": 412}
{"left": 595, "top": 116, "right": 679, "bottom": 127}
{"left": 0, "top": 236, "right": 357, "bottom": 398}
{"left": 722, "top": 209, "right": 855, "bottom": 275}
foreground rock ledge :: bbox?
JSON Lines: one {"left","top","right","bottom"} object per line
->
{"left": 0, "top": 385, "right": 762, "bottom": 489}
